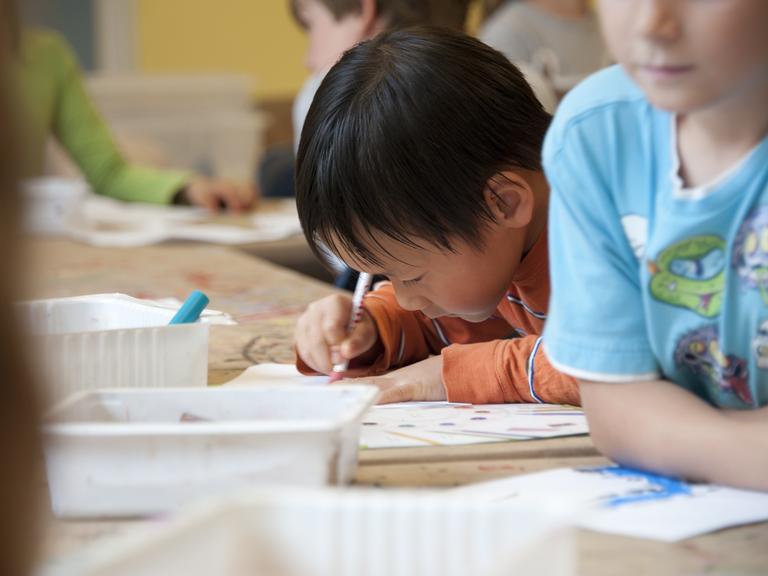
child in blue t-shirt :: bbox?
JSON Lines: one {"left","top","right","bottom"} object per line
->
{"left": 543, "top": 0, "right": 768, "bottom": 490}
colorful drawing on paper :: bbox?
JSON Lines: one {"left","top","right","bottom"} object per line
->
{"left": 578, "top": 466, "right": 694, "bottom": 507}
{"left": 359, "top": 402, "right": 588, "bottom": 449}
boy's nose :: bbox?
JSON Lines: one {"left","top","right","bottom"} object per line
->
{"left": 636, "top": 0, "right": 682, "bottom": 42}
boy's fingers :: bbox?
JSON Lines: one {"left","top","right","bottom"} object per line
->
{"left": 296, "top": 316, "right": 334, "bottom": 373}
{"left": 321, "top": 296, "right": 354, "bottom": 345}
{"left": 322, "top": 320, "right": 348, "bottom": 347}
{"left": 340, "top": 317, "right": 376, "bottom": 358}
{"left": 296, "top": 295, "right": 357, "bottom": 373}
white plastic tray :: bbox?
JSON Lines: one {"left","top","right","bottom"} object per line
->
{"left": 44, "top": 487, "right": 574, "bottom": 576}
{"left": 19, "top": 293, "right": 227, "bottom": 405}
{"left": 43, "top": 385, "right": 380, "bottom": 518}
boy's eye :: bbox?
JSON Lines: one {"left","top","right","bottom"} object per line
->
{"left": 402, "top": 274, "right": 425, "bottom": 287}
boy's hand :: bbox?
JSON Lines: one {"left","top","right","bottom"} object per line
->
{"left": 295, "top": 294, "right": 379, "bottom": 374}
{"left": 355, "top": 356, "right": 447, "bottom": 404}
{"left": 181, "top": 177, "right": 258, "bottom": 213}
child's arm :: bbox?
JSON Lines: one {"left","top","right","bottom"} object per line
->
{"left": 47, "top": 33, "right": 188, "bottom": 204}
{"left": 47, "top": 32, "right": 255, "bottom": 209}
{"left": 580, "top": 379, "right": 768, "bottom": 491}
{"left": 441, "top": 337, "right": 580, "bottom": 405}
{"left": 369, "top": 339, "right": 581, "bottom": 406}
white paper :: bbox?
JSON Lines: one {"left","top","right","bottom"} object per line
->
{"left": 454, "top": 466, "right": 768, "bottom": 541}
{"left": 225, "top": 364, "right": 589, "bottom": 449}
{"left": 64, "top": 195, "right": 302, "bottom": 246}
{"left": 358, "top": 402, "right": 588, "bottom": 448}
{"left": 224, "top": 363, "right": 329, "bottom": 386}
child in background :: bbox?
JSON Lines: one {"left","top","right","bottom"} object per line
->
{"left": 543, "top": 0, "right": 768, "bottom": 490}
{"left": 9, "top": 0, "right": 255, "bottom": 211}
{"left": 294, "top": 28, "right": 579, "bottom": 407}
{"left": 479, "top": 0, "right": 608, "bottom": 99}
{"left": 261, "top": 0, "right": 469, "bottom": 203}
{"left": 290, "top": 0, "right": 470, "bottom": 154}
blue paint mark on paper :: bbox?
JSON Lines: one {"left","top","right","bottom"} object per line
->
{"left": 582, "top": 466, "right": 694, "bottom": 508}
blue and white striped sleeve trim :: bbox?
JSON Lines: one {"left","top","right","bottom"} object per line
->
{"left": 526, "top": 337, "right": 545, "bottom": 403}
{"left": 395, "top": 328, "right": 406, "bottom": 365}
{"left": 507, "top": 294, "right": 547, "bottom": 320}
{"left": 431, "top": 319, "right": 451, "bottom": 346}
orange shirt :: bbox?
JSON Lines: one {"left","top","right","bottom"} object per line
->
{"left": 298, "top": 229, "right": 580, "bottom": 405}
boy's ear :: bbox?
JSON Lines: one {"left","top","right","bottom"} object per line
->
{"left": 359, "top": 0, "right": 380, "bottom": 35}
{"left": 483, "top": 170, "right": 534, "bottom": 229}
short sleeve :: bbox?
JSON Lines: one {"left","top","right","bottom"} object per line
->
{"left": 542, "top": 104, "right": 660, "bottom": 382}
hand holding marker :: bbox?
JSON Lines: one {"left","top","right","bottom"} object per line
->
{"left": 170, "top": 290, "right": 210, "bottom": 324}
{"left": 329, "top": 272, "right": 374, "bottom": 383}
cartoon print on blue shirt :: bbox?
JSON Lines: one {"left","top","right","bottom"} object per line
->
{"left": 733, "top": 205, "right": 768, "bottom": 303}
{"left": 648, "top": 235, "right": 725, "bottom": 317}
{"left": 753, "top": 320, "right": 768, "bottom": 370}
{"left": 675, "top": 325, "right": 753, "bottom": 405}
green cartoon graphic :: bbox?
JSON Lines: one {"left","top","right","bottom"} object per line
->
{"left": 648, "top": 235, "right": 725, "bottom": 317}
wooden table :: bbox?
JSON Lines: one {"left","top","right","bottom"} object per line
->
{"left": 30, "top": 240, "right": 768, "bottom": 575}
{"left": 199, "top": 200, "right": 334, "bottom": 284}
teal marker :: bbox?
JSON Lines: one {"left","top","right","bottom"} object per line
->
{"left": 169, "top": 290, "right": 210, "bottom": 324}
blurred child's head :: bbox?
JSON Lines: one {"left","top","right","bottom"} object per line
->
{"left": 296, "top": 27, "right": 551, "bottom": 322}
{"left": 291, "top": 0, "right": 469, "bottom": 73}
{"left": 597, "top": 0, "right": 768, "bottom": 113}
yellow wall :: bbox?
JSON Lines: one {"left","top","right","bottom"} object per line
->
{"left": 137, "top": 0, "right": 308, "bottom": 101}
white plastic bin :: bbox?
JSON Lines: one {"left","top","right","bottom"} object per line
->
{"left": 19, "top": 294, "right": 222, "bottom": 404}
{"left": 22, "top": 177, "right": 88, "bottom": 236}
{"left": 43, "top": 488, "right": 574, "bottom": 576}
{"left": 43, "top": 385, "right": 380, "bottom": 518}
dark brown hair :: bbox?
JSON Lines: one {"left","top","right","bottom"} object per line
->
{"left": 296, "top": 26, "right": 551, "bottom": 267}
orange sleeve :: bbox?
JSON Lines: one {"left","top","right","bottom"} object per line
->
{"left": 329, "top": 282, "right": 516, "bottom": 375}
{"left": 442, "top": 336, "right": 580, "bottom": 405}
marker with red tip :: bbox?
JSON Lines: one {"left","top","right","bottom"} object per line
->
{"left": 328, "top": 272, "right": 373, "bottom": 383}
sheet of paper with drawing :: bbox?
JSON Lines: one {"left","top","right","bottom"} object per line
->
{"left": 225, "top": 364, "right": 589, "bottom": 449}
{"left": 453, "top": 466, "right": 768, "bottom": 542}
{"left": 359, "top": 402, "right": 587, "bottom": 448}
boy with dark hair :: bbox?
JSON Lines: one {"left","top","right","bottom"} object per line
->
{"left": 294, "top": 27, "right": 579, "bottom": 406}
